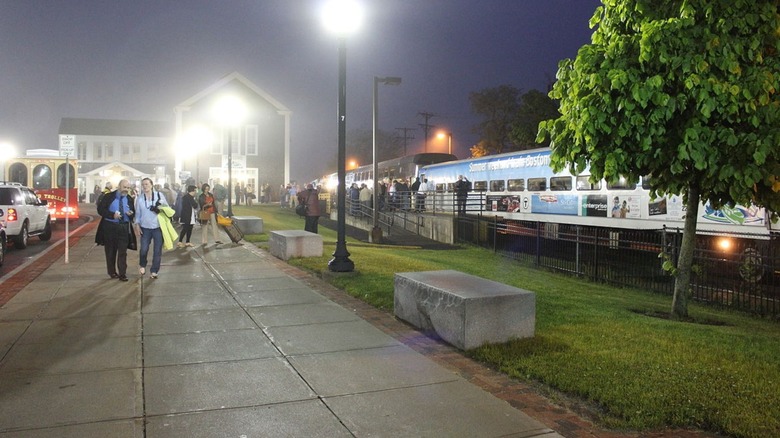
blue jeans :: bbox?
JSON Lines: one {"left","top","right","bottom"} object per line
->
{"left": 139, "top": 227, "right": 163, "bottom": 274}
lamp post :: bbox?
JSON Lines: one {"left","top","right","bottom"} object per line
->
{"left": 371, "top": 76, "right": 401, "bottom": 243}
{"left": 437, "top": 131, "right": 452, "bottom": 155}
{"left": 322, "top": 0, "right": 362, "bottom": 272}
{"left": 213, "top": 96, "right": 246, "bottom": 217}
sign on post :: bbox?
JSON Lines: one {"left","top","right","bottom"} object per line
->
{"left": 59, "top": 135, "right": 76, "bottom": 157}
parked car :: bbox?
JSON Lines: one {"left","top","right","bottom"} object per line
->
{"left": 0, "top": 182, "right": 52, "bottom": 249}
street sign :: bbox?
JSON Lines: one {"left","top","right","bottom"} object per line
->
{"left": 59, "top": 134, "right": 76, "bottom": 157}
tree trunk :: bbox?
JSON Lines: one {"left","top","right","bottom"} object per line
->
{"left": 671, "top": 186, "right": 700, "bottom": 319}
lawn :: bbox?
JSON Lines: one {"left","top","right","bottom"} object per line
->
{"left": 234, "top": 204, "right": 780, "bottom": 438}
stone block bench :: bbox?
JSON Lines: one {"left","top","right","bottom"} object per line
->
{"left": 394, "top": 270, "right": 535, "bottom": 350}
{"left": 233, "top": 216, "right": 263, "bottom": 234}
{"left": 269, "top": 230, "right": 323, "bottom": 261}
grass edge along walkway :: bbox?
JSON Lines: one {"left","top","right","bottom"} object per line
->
{"left": 239, "top": 204, "right": 779, "bottom": 438}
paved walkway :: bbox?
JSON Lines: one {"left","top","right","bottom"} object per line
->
{"left": 0, "top": 216, "right": 563, "bottom": 438}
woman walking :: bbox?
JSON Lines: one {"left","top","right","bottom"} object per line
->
{"left": 134, "top": 177, "right": 169, "bottom": 279}
{"left": 177, "top": 185, "right": 198, "bottom": 248}
{"left": 198, "top": 183, "right": 222, "bottom": 245}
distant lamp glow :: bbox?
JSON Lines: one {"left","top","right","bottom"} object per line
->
{"left": 0, "top": 141, "right": 16, "bottom": 181}
{"left": 436, "top": 131, "right": 452, "bottom": 155}
{"left": 717, "top": 238, "right": 732, "bottom": 251}
{"left": 321, "top": 0, "right": 363, "bottom": 35}
{"left": 213, "top": 95, "right": 247, "bottom": 217}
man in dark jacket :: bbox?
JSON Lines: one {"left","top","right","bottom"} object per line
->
{"left": 95, "top": 179, "right": 135, "bottom": 281}
{"left": 297, "top": 184, "right": 321, "bottom": 233}
{"left": 454, "top": 175, "right": 471, "bottom": 215}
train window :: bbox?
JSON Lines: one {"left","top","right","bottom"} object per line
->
{"left": 607, "top": 176, "right": 636, "bottom": 190}
{"left": 33, "top": 164, "right": 53, "bottom": 190}
{"left": 527, "top": 178, "right": 547, "bottom": 191}
{"left": 576, "top": 176, "right": 602, "bottom": 190}
{"left": 57, "top": 163, "right": 77, "bottom": 188}
{"left": 435, "top": 183, "right": 446, "bottom": 192}
{"left": 641, "top": 175, "right": 652, "bottom": 190}
{"left": 507, "top": 179, "right": 525, "bottom": 191}
{"left": 550, "top": 177, "right": 572, "bottom": 191}
{"left": 473, "top": 180, "right": 487, "bottom": 191}
{"left": 445, "top": 182, "right": 455, "bottom": 192}
{"left": 8, "top": 163, "right": 28, "bottom": 185}
{"left": 489, "top": 180, "right": 505, "bottom": 191}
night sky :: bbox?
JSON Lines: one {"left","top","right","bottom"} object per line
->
{"left": 0, "top": 0, "right": 600, "bottom": 181}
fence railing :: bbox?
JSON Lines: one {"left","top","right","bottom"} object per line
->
{"left": 455, "top": 216, "right": 780, "bottom": 318}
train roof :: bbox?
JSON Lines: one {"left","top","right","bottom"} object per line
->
{"left": 420, "top": 147, "right": 550, "bottom": 170}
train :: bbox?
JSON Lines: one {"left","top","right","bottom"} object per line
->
{"left": 316, "top": 148, "right": 777, "bottom": 281}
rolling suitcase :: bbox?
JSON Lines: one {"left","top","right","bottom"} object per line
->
{"left": 216, "top": 214, "right": 244, "bottom": 243}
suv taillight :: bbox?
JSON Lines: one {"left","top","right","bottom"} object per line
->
{"left": 7, "top": 208, "right": 18, "bottom": 222}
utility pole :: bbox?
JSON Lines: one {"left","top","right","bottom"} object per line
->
{"left": 394, "top": 127, "right": 416, "bottom": 156}
{"left": 417, "top": 111, "right": 435, "bottom": 152}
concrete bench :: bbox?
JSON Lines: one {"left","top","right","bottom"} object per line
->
{"left": 269, "top": 230, "right": 323, "bottom": 261}
{"left": 233, "top": 216, "right": 263, "bottom": 234}
{"left": 394, "top": 270, "right": 535, "bottom": 350}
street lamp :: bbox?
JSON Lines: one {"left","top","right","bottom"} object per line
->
{"left": 213, "top": 95, "right": 247, "bottom": 217}
{"left": 322, "top": 0, "right": 363, "bottom": 272}
{"left": 436, "top": 131, "right": 452, "bottom": 155}
{"left": 371, "top": 76, "right": 402, "bottom": 243}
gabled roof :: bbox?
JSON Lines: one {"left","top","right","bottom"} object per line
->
{"left": 175, "top": 71, "right": 291, "bottom": 114}
{"left": 80, "top": 161, "right": 152, "bottom": 177}
{"left": 59, "top": 118, "right": 172, "bottom": 138}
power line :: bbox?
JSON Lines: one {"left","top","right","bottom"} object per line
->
{"left": 394, "top": 127, "right": 416, "bottom": 156}
{"left": 417, "top": 111, "right": 435, "bottom": 152}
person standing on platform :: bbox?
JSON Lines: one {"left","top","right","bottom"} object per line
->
{"left": 297, "top": 183, "right": 321, "bottom": 233}
{"left": 198, "top": 183, "right": 222, "bottom": 245}
{"left": 177, "top": 185, "right": 198, "bottom": 248}
{"left": 96, "top": 179, "right": 135, "bottom": 281}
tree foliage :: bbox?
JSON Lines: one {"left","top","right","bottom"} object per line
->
{"left": 469, "top": 85, "right": 522, "bottom": 155}
{"left": 539, "top": 0, "right": 780, "bottom": 317}
{"left": 510, "top": 89, "right": 560, "bottom": 148}
{"left": 541, "top": 0, "right": 780, "bottom": 211}
{"left": 470, "top": 86, "right": 558, "bottom": 156}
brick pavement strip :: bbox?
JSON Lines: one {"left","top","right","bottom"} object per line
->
{"left": 1, "top": 220, "right": 719, "bottom": 438}
{"left": 0, "top": 220, "right": 99, "bottom": 307}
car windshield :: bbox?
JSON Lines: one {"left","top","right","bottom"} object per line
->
{"left": 0, "top": 188, "right": 18, "bottom": 205}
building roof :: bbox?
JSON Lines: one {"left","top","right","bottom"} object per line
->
{"left": 175, "top": 71, "right": 291, "bottom": 115}
{"left": 58, "top": 118, "right": 172, "bottom": 138}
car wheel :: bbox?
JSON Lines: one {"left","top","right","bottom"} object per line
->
{"left": 15, "top": 222, "right": 29, "bottom": 249}
{"left": 39, "top": 219, "right": 52, "bottom": 241}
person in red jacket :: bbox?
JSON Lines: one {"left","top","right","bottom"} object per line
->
{"left": 297, "top": 183, "right": 321, "bottom": 233}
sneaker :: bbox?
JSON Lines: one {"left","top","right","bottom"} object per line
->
{"left": 151, "top": 273, "right": 158, "bottom": 279}
{"left": 139, "top": 267, "right": 146, "bottom": 275}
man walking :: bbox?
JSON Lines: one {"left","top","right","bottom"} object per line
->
{"left": 95, "top": 179, "right": 135, "bottom": 281}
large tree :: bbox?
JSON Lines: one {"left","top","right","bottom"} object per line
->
{"left": 539, "top": 0, "right": 780, "bottom": 318}
{"left": 510, "top": 89, "right": 559, "bottom": 148}
{"left": 470, "top": 85, "right": 522, "bottom": 155}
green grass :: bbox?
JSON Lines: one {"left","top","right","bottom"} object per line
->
{"left": 233, "top": 204, "right": 780, "bottom": 438}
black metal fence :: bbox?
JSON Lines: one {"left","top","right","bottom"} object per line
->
{"left": 455, "top": 215, "right": 780, "bottom": 318}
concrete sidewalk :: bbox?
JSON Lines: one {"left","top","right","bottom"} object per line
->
{"left": 0, "top": 218, "right": 562, "bottom": 437}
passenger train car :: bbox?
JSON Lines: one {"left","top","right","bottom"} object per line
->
{"left": 318, "top": 152, "right": 457, "bottom": 191}
{"left": 420, "top": 147, "right": 779, "bottom": 258}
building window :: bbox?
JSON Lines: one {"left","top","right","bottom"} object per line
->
{"left": 105, "top": 142, "right": 114, "bottom": 159}
{"left": 246, "top": 125, "right": 258, "bottom": 155}
{"left": 94, "top": 142, "right": 103, "bottom": 160}
{"left": 77, "top": 142, "right": 87, "bottom": 160}
{"left": 121, "top": 143, "right": 130, "bottom": 157}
